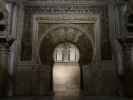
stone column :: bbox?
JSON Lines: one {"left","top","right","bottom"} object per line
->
{"left": 0, "top": 43, "right": 9, "bottom": 96}
{"left": 0, "top": 0, "right": 15, "bottom": 96}
{"left": 0, "top": 38, "right": 14, "bottom": 96}
{"left": 118, "top": 38, "right": 133, "bottom": 97}
{"left": 108, "top": 0, "right": 127, "bottom": 96}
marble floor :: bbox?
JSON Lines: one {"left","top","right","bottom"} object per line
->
{"left": 53, "top": 63, "right": 80, "bottom": 96}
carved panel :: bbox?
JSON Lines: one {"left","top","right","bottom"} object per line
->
{"left": 21, "top": 11, "right": 32, "bottom": 61}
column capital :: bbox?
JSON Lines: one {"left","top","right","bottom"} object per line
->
{"left": 0, "top": 36, "right": 15, "bottom": 49}
{"left": 117, "top": 36, "right": 133, "bottom": 50}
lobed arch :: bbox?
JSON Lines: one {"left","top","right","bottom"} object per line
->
{"left": 39, "top": 24, "right": 95, "bottom": 65}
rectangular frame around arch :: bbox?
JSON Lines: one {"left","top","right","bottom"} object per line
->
{"left": 32, "top": 14, "right": 101, "bottom": 64}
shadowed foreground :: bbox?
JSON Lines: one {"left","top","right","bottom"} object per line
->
{"left": 0, "top": 96, "right": 129, "bottom": 100}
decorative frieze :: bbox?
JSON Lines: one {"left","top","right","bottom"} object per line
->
{"left": 24, "top": 4, "right": 108, "bottom": 15}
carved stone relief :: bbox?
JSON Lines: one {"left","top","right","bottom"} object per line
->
{"left": 20, "top": 3, "right": 112, "bottom": 62}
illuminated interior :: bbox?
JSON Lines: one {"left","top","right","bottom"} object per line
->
{"left": 53, "top": 43, "right": 80, "bottom": 96}
{"left": 53, "top": 42, "right": 80, "bottom": 63}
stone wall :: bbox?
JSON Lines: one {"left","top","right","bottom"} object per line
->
{"left": 14, "top": 64, "right": 53, "bottom": 96}
{"left": 83, "top": 61, "right": 119, "bottom": 96}
{"left": 13, "top": 0, "right": 117, "bottom": 96}
{"left": 14, "top": 62, "right": 120, "bottom": 96}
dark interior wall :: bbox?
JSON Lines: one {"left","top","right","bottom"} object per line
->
{"left": 121, "top": 42, "right": 133, "bottom": 97}
{"left": 82, "top": 62, "right": 119, "bottom": 96}
{"left": 14, "top": 69, "right": 32, "bottom": 95}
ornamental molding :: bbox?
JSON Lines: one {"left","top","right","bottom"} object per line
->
{"left": 24, "top": 4, "right": 108, "bottom": 15}
{"left": 25, "top": 0, "right": 108, "bottom": 6}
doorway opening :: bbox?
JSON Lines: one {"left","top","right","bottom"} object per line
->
{"left": 53, "top": 42, "right": 80, "bottom": 96}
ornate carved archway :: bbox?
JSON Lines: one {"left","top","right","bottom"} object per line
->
{"left": 31, "top": 14, "right": 99, "bottom": 94}
{"left": 38, "top": 25, "right": 95, "bottom": 93}
{"left": 39, "top": 25, "right": 94, "bottom": 65}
